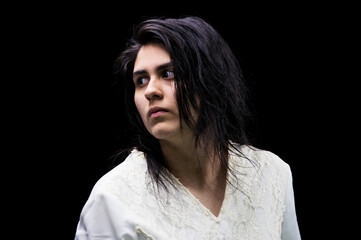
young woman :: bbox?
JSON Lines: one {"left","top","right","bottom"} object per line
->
{"left": 75, "top": 16, "right": 301, "bottom": 239}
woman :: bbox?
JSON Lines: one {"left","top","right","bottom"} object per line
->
{"left": 75, "top": 16, "right": 301, "bottom": 239}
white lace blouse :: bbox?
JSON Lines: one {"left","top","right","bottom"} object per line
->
{"left": 75, "top": 145, "right": 301, "bottom": 240}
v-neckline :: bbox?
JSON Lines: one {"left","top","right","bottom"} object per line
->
{"left": 169, "top": 173, "right": 230, "bottom": 221}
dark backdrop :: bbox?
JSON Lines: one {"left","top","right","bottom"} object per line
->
{"left": 12, "top": 2, "right": 354, "bottom": 239}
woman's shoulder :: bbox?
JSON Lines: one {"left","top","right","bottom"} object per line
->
{"left": 75, "top": 149, "right": 150, "bottom": 239}
{"left": 245, "top": 145, "right": 289, "bottom": 166}
{"left": 89, "top": 149, "right": 148, "bottom": 199}
{"left": 232, "top": 144, "right": 291, "bottom": 176}
{"left": 229, "top": 144, "right": 293, "bottom": 207}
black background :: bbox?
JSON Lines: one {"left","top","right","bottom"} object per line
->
{"left": 8, "top": 2, "right": 356, "bottom": 239}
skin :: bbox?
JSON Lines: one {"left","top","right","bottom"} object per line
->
{"left": 133, "top": 43, "right": 185, "bottom": 142}
{"left": 133, "top": 43, "right": 226, "bottom": 217}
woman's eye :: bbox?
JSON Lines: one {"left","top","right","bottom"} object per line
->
{"left": 163, "top": 70, "right": 175, "bottom": 79}
{"left": 136, "top": 77, "right": 148, "bottom": 86}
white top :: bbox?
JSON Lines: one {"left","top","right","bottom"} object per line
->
{"left": 75, "top": 145, "right": 301, "bottom": 240}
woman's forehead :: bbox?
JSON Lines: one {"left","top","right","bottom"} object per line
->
{"left": 133, "top": 44, "right": 170, "bottom": 73}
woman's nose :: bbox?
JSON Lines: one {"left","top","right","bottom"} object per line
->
{"left": 144, "top": 77, "right": 163, "bottom": 100}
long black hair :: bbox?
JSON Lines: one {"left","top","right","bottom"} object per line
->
{"left": 114, "top": 16, "right": 254, "bottom": 191}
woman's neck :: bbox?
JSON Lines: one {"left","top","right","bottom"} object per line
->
{"left": 159, "top": 135, "right": 227, "bottom": 217}
{"left": 159, "top": 135, "right": 223, "bottom": 190}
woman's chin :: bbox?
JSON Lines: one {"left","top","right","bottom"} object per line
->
{"left": 149, "top": 125, "right": 179, "bottom": 140}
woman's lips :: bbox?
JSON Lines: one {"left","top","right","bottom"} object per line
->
{"left": 148, "top": 107, "right": 168, "bottom": 118}
{"left": 150, "top": 110, "right": 167, "bottom": 118}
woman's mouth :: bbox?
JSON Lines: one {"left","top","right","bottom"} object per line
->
{"left": 148, "top": 107, "right": 168, "bottom": 118}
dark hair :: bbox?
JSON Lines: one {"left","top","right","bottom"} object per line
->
{"left": 114, "top": 16, "right": 254, "bottom": 191}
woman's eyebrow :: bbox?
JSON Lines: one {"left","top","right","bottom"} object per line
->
{"left": 133, "top": 70, "right": 147, "bottom": 79}
{"left": 156, "top": 62, "right": 173, "bottom": 72}
{"left": 133, "top": 62, "right": 173, "bottom": 78}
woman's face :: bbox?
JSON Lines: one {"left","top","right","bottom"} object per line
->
{"left": 133, "top": 43, "right": 189, "bottom": 141}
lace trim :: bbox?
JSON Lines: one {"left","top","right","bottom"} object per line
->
{"left": 105, "top": 146, "right": 289, "bottom": 239}
{"left": 169, "top": 175, "right": 226, "bottom": 222}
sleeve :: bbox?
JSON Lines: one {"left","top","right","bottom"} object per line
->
{"left": 281, "top": 166, "right": 302, "bottom": 240}
{"left": 75, "top": 191, "right": 138, "bottom": 240}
